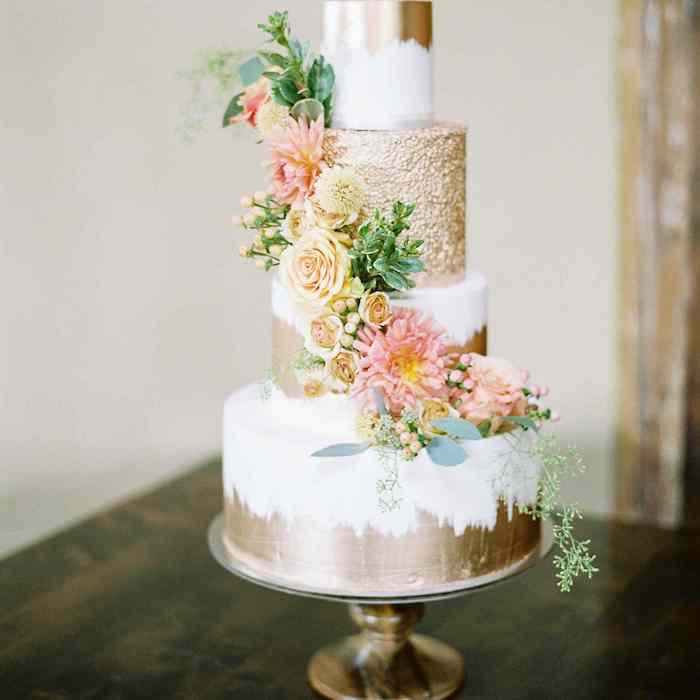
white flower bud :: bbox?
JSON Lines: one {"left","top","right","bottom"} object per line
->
{"left": 346, "top": 312, "right": 361, "bottom": 325}
{"left": 340, "top": 334, "right": 355, "bottom": 349}
{"left": 344, "top": 322, "right": 357, "bottom": 335}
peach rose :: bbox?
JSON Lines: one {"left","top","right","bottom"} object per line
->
{"left": 302, "top": 378, "right": 326, "bottom": 398}
{"left": 278, "top": 229, "right": 349, "bottom": 311}
{"left": 229, "top": 77, "right": 269, "bottom": 127}
{"left": 305, "top": 313, "right": 343, "bottom": 359}
{"left": 458, "top": 355, "right": 529, "bottom": 433}
{"left": 328, "top": 351, "right": 358, "bottom": 389}
{"left": 358, "top": 291, "right": 392, "bottom": 328}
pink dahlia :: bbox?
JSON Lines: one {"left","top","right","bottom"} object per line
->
{"left": 229, "top": 77, "right": 270, "bottom": 128}
{"left": 353, "top": 308, "right": 449, "bottom": 413}
{"left": 267, "top": 116, "right": 325, "bottom": 206}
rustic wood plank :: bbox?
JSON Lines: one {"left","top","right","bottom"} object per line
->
{"left": 685, "top": 1, "right": 700, "bottom": 524}
{"left": 0, "top": 461, "right": 699, "bottom": 699}
{"left": 617, "top": 0, "right": 694, "bottom": 525}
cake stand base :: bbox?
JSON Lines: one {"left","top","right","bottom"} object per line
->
{"left": 308, "top": 603, "right": 463, "bottom": 700}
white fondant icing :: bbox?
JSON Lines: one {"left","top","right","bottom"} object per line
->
{"left": 271, "top": 272, "right": 488, "bottom": 346}
{"left": 223, "top": 384, "right": 540, "bottom": 538}
{"left": 322, "top": 38, "right": 433, "bottom": 130}
{"left": 392, "top": 273, "right": 488, "bottom": 345}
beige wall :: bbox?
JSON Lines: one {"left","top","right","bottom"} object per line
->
{"left": 0, "top": 1, "right": 616, "bottom": 558}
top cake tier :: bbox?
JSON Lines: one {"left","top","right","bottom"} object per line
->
{"left": 323, "top": 0, "right": 433, "bottom": 130}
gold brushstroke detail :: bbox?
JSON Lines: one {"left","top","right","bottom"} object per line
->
{"left": 324, "top": 1, "right": 433, "bottom": 53}
{"left": 225, "top": 490, "right": 540, "bottom": 595}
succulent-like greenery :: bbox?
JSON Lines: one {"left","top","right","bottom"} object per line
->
{"left": 349, "top": 201, "right": 425, "bottom": 293}
{"left": 522, "top": 435, "right": 599, "bottom": 592}
{"left": 223, "top": 11, "right": 335, "bottom": 128}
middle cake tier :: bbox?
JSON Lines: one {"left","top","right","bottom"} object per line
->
{"left": 323, "top": 123, "right": 467, "bottom": 287}
{"left": 272, "top": 272, "right": 488, "bottom": 397}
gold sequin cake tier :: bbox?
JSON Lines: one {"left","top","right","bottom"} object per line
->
{"left": 323, "top": 123, "right": 467, "bottom": 287}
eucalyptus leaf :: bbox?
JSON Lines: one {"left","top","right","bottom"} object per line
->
{"left": 239, "top": 56, "right": 265, "bottom": 86}
{"left": 502, "top": 415, "right": 539, "bottom": 432}
{"left": 432, "top": 418, "right": 483, "bottom": 440}
{"left": 222, "top": 92, "right": 244, "bottom": 127}
{"left": 426, "top": 437, "right": 467, "bottom": 467}
{"left": 311, "top": 442, "right": 371, "bottom": 458}
{"left": 290, "top": 98, "right": 325, "bottom": 123}
{"left": 372, "top": 388, "right": 388, "bottom": 415}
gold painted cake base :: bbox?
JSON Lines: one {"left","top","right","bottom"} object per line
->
{"left": 308, "top": 603, "right": 464, "bottom": 700}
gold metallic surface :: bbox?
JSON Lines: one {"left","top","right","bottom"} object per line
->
{"left": 224, "top": 490, "right": 541, "bottom": 596}
{"left": 308, "top": 603, "right": 464, "bottom": 699}
{"left": 323, "top": 124, "right": 467, "bottom": 288}
{"left": 324, "top": 1, "right": 433, "bottom": 53}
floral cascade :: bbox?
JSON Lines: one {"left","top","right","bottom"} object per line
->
{"left": 226, "top": 10, "right": 597, "bottom": 592}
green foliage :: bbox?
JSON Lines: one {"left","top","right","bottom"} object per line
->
{"left": 238, "top": 56, "right": 265, "bottom": 86}
{"left": 348, "top": 201, "right": 425, "bottom": 293}
{"left": 254, "top": 11, "right": 335, "bottom": 127}
{"left": 522, "top": 435, "right": 599, "bottom": 592}
{"left": 426, "top": 436, "right": 467, "bottom": 467}
{"left": 222, "top": 92, "right": 244, "bottom": 126}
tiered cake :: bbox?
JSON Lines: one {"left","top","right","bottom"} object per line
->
{"left": 222, "top": 0, "right": 542, "bottom": 597}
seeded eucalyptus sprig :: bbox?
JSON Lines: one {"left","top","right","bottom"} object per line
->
{"left": 349, "top": 201, "right": 425, "bottom": 293}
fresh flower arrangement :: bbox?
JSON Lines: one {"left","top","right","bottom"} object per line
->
{"left": 225, "top": 10, "right": 597, "bottom": 591}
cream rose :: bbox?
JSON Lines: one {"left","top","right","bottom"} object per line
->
{"left": 278, "top": 229, "right": 350, "bottom": 310}
{"left": 358, "top": 291, "right": 392, "bottom": 327}
{"left": 328, "top": 350, "right": 358, "bottom": 390}
{"left": 305, "top": 313, "right": 343, "bottom": 359}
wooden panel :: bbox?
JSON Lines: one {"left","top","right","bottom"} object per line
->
{"left": 616, "top": 0, "right": 694, "bottom": 525}
{"left": 686, "top": 2, "right": 700, "bottom": 525}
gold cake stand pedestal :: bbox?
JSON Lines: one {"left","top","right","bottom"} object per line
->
{"left": 208, "top": 513, "right": 552, "bottom": 700}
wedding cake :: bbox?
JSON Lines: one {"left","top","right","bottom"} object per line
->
{"left": 221, "top": 1, "right": 550, "bottom": 597}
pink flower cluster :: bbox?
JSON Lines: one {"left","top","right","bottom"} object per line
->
{"left": 229, "top": 77, "right": 269, "bottom": 127}
{"left": 451, "top": 354, "right": 529, "bottom": 432}
{"left": 353, "top": 308, "right": 449, "bottom": 413}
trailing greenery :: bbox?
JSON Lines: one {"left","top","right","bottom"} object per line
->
{"left": 241, "top": 194, "right": 291, "bottom": 270}
{"left": 223, "top": 11, "right": 335, "bottom": 128}
{"left": 178, "top": 48, "right": 249, "bottom": 142}
{"left": 522, "top": 435, "right": 599, "bottom": 592}
{"left": 348, "top": 201, "right": 425, "bottom": 293}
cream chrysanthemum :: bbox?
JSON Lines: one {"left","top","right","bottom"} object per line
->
{"left": 256, "top": 100, "right": 290, "bottom": 138}
{"left": 313, "top": 167, "right": 366, "bottom": 216}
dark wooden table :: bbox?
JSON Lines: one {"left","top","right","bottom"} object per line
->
{"left": 1, "top": 460, "right": 699, "bottom": 699}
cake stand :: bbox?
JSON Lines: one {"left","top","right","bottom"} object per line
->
{"left": 208, "top": 513, "right": 552, "bottom": 699}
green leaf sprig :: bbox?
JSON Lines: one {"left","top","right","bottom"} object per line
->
{"left": 223, "top": 10, "right": 335, "bottom": 128}
{"left": 348, "top": 201, "right": 425, "bottom": 293}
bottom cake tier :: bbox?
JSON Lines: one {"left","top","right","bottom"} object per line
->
{"left": 223, "top": 385, "right": 542, "bottom": 597}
